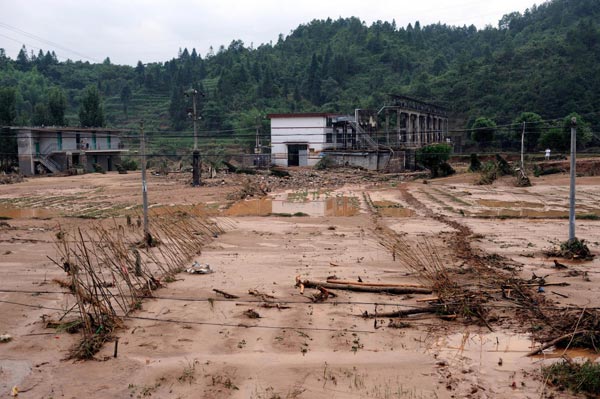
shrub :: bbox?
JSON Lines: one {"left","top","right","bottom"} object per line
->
{"left": 120, "top": 158, "right": 138, "bottom": 170}
{"left": 92, "top": 163, "right": 105, "bottom": 174}
{"left": 315, "top": 156, "right": 334, "bottom": 170}
{"left": 468, "top": 153, "right": 481, "bottom": 172}
{"left": 416, "top": 143, "right": 453, "bottom": 178}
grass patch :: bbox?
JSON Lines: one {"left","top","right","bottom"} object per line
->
{"left": 578, "top": 213, "right": 600, "bottom": 220}
{"left": 543, "top": 360, "right": 600, "bottom": 396}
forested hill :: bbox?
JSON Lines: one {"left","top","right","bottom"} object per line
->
{"left": 1, "top": 0, "right": 600, "bottom": 141}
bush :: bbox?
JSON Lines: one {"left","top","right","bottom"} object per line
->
{"left": 439, "top": 162, "right": 455, "bottom": 177}
{"left": 468, "top": 153, "right": 481, "bottom": 172}
{"left": 543, "top": 360, "right": 600, "bottom": 396}
{"left": 477, "top": 161, "right": 497, "bottom": 185}
{"left": 120, "top": 158, "right": 138, "bottom": 171}
{"left": 315, "top": 156, "right": 334, "bottom": 170}
{"left": 416, "top": 143, "right": 453, "bottom": 178}
{"left": 92, "top": 163, "right": 105, "bottom": 174}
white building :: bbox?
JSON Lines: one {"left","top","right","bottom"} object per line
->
{"left": 268, "top": 113, "right": 348, "bottom": 167}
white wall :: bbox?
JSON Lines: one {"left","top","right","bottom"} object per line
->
{"left": 270, "top": 116, "right": 326, "bottom": 167}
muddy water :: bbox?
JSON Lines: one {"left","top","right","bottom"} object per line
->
{"left": 533, "top": 348, "right": 600, "bottom": 361}
{"left": 431, "top": 331, "right": 537, "bottom": 381}
{"left": 0, "top": 205, "right": 55, "bottom": 219}
{"left": 372, "top": 200, "right": 415, "bottom": 217}
{"left": 224, "top": 195, "right": 359, "bottom": 217}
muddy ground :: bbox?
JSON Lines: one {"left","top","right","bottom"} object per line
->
{"left": 1, "top": 166, "right": 599, "bottom": 398}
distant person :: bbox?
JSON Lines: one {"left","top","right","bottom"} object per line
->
{"left": 545, "top": 148, "right": 551, "bottom": 160}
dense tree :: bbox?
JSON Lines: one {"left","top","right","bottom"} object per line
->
{"left": 417, "top": 143, "right": 453, "bottom": 177}
{"left": 471, "top": 117, "right": 497, "bottom": 145}
{"left": 32, "top": 103, "right": 49, "bottom": 126}
{"left": 1, "top": 0, "right": 600, "bottom": 146}
{"left": 513, "top": 112, "right": 544, "bottom": 152}
{"left": 48, "top": 87, "right": 67, "bottom": 126}
{"left": 539, "top": 113, "right": 592, "bottom": 151}
{"left": 168, "top": 86, "right": 188, "bottom": 131}
{"left": 78, "top": 85, "right": 104, "bottom": 127}
{"left": 0, "top": 88, "right": 17, "bottom": 125}
{"left": 120, "top": 84, "right": 132, "bottom": 116}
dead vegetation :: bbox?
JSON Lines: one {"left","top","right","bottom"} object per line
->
{"left": 544, "top": 238, "right": 594, "bottom": 260}
{"left": 49, "top": 208, "right": 223, "bottom": 359}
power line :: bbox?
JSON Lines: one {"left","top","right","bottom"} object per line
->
{"left": 0, "top": 21, "right": 100, "bottom": 63}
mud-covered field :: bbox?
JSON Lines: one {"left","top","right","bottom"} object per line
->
{"left": 1, "top": 167, "right": 599, "bottom": 398}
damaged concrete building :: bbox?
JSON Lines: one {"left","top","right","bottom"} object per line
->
{"left": 269, "top": 95, "right": 449, "bottom": 170}
{"left": 13, "top": 127, "right": 127, "bottom": 176}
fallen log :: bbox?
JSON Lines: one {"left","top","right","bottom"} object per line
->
{"left": 362, "top": 306, "right": 438, "bottom": 318}
{"left": 213, "top": 289, "right": 239, "bottom": 299}
{"left": 326, "top": 279, "right": 428, "bottom": 289}
{"left": 416, "top": 296, "right": 440, "bottom": 302}
{"left": 526, "top": 330, "right": 592, "bottom": 357}
{"left": 297, "top": 278, "right": 431, "bottom": 294}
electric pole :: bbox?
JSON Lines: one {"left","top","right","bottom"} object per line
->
{"left": 185, "top": 88, "right": 201, "bottom": 187}
{"left": 140, "top": 120, "right": 149, "bottom": 239}
{"left": 520, "top": 121, "right": 525, "bottom": 170}
{"left": 568, "top": 117, "right": 577, "bottom": 242}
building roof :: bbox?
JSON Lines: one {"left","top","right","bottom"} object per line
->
{"left": 6, "top": 126, "right": 126, "bottom": 133}
{"left": 267, "top": 113, "right": 343, "bottom": 119}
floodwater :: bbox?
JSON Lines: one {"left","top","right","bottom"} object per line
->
{"left": 372, "top": 200, "right": 415, "bottom": 217}
{"left": 0, "top": 205, "right": 55, "bottom": 219}
{"left": 224, "top": 193, "right": 360, "bottom": 217}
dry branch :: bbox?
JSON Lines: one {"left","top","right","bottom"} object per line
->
{"left": 296, "top": 276, "right": 432, "bottom": 294}
{"left": 326, "top": 279, "right": 428, "bottom": 289}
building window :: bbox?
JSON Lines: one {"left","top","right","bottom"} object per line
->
{"left": 326, "top": 132, "right": 333, "bottom": 143}
{"left": 57, "top": 132, "right": 63, "bottom": 151}
{"left": 107, "top": 135, "right": 111, "bottom": 149}
{"left": 92, "top": 133, "right": 97, "bottom": 150}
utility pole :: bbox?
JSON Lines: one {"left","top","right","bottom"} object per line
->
{"left": 520, "top": 121, "right": 526, "bottom": 170}
{"left": 140, "top": 120, "right": 149, "bottom": 239}
{"left": 185, "top": 88, "right": 201, "bottom": 187}
{"left": 568, "top": 117, "right": 577, "bottom": 242}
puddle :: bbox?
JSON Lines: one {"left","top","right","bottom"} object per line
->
{"left": 533, "top": 348, "right": 600, "bottom": 361}
{"left": 477, "top": 199, "right": 544, "bottom": 209}
{"left": 372, "top": 200, "right": 414, "bottom": 217}
{"left": 432, "top": 331, "right": 536, "bottom": 372}
{"left": 224, "top": 194, "right": 360, "bottom": 217}
{"left": 0, "top": 205, "right": 55, "bottom": 219}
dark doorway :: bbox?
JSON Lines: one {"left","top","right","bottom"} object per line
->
{"left": 287, "top": 144, "right": 307, "bottom": 166}
{"left": 107, "top": 156, "right": 113, "bottom": 171}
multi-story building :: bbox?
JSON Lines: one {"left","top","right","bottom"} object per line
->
{"left": 13, "top": 127, "right": 127, "bottom": 175}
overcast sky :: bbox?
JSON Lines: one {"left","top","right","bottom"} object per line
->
{"left": 1, "top": 0, "right": 538, "bottom": 66}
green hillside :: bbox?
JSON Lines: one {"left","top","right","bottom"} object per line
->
{"left": 1, "top": 0, "right": 599, "bottom": 154}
